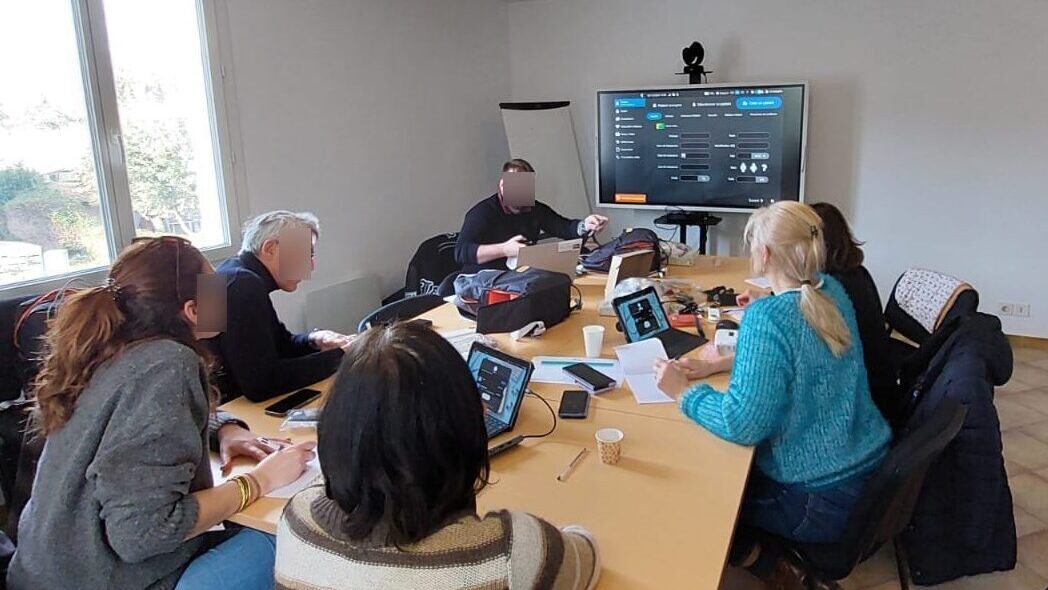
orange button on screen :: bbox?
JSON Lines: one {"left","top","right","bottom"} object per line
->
{"left": 614, "top": 193, "right": 647, "bottom": 204}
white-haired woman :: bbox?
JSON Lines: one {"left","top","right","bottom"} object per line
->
{"left": 656, "top": 201, "right": 891, "bottom": 585}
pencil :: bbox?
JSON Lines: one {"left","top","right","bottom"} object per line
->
{"left": 556, "top": 448, "right": 588, "bottom": 482}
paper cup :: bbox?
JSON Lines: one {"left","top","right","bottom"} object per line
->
{"left": 583, "top": 325, "right": 605, "bottom": 358}
{"left": 595, "top": 427, "right": 624, "bottom": 465}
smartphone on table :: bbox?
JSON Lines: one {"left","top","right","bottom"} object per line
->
{"left": 558, "top": 390, "right": 591, "bottom": 419}
{"left": 562, "top": 363, "right": 616, "bottom": 394}
{"left": 264, "top": 388, "right": 321, "bottom": 417}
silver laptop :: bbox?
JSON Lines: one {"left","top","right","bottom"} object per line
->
{"left": 515, "top": 239, "right": 583, "bottom": 278}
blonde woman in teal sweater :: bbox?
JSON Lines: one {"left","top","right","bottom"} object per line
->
{"left": 656, "top": 201, "right": 891, "bottom": 585}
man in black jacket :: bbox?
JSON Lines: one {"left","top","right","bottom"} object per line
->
{"left": 455, "top": 159, "right": 608, "bottom": 273}
{"left": 210, "top": 211, "right": 349, "bottom": 402}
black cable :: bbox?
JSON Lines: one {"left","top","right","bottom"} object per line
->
{"left": 653, "top": 206, "right": 685, "bottom": 242}
{"left": 521, "top": 390, "right": 557, "bottom": 439}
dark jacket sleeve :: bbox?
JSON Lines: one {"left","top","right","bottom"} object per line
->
{"left": 533, "top": 202, "right": 582, "bottom": 240}
{"left": 455, "top": 206, "right": 484, "bottom": 267}
{"left": 87, "top": 348, "right": 207, "bottom": 564}
{"left": 278, "top": 325, "right": 315, "bottom": 358}
{"left": 208, "top": 410, "right": 248, "bottom": 451}
{"left": 220, "top": 275, "right": 342, "bottom": 402}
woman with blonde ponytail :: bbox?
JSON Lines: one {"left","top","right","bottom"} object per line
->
{"left": 9, "top": 237, "right": 316, "bottom": 590}
{"left": 656, "top": 201, "right": 891, "bottom": 586}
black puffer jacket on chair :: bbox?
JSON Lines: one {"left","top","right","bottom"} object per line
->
{"left": 898, "top": 313, "right": 1015, "bottom": 585}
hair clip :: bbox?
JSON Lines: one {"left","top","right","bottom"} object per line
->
{"left": 103, "top": 278, "right": 123, "bottom": 301}
{"left": 810, "top": 225, "right": 819, "bottom": 239}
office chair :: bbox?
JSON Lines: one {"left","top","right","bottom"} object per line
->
{"left": 775, "top": 400, "right": 966, "bottom": 589}
{"left": 357, "top": 294, "right": 444, "bottom": 333}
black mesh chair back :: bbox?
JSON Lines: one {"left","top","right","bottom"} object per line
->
{"left": 357, "top": 294, "right": 445, "bottom": 333}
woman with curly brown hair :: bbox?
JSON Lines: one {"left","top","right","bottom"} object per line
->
{"left": 9, "top": 237, "right": 315, "bottom": 590}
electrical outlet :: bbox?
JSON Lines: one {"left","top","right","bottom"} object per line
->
{"left": 998, "top": 302, "right": 1030, "bottom": 318}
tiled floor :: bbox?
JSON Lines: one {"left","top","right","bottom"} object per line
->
{"left": 841, "top": 344, "right": 1048, "bottom": 590}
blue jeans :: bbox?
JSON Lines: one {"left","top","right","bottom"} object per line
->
{"left": 175, "top": 529, "right": 275, "bottom": 590}
{"left": 739, "top": 469, "right": 871, "bottom": 543}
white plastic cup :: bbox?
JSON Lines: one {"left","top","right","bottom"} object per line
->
{"left": 595, "top": 427, "right": 624, "bottom": 465}
{"left": 583, "top": 325, "right": 605, "bottom": 358}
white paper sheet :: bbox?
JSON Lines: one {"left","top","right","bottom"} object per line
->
{"left": 440, "top": 327, "right": 485, "bottom": 358}
{"left": 531, "top": 356, "right": 624, "bottom": 385}
{"left": 212, "top": 457, "right": 322, "bottom": 500}
{"left": 266, "top": 457, "right": 322, "bottom": 499}
{"left": 745, "top": 277, "right": 772, "bottom": 289}
{"left": 613, "top": 339, "right": 674, "bottom": 404}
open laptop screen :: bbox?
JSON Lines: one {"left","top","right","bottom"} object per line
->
{"left": 615, "top": 288, "right": 671, "bottom": 342}
{"left": 467, "top": 345, "right": 531, "bottom": 426}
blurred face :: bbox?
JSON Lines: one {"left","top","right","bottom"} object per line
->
{"left": 185, "top": 265, "right": 225, "bottom": 339}
{"left": 258, "top": 226, "right": 316, "bottom": 292}
{"left": 498, "top": 170, "right": 535, "bottom": 214}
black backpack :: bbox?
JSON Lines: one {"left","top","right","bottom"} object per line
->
{"left": 581, "top": 228, "right": 663, "bottom": 272}
{"left": 453, "top": 268, "right": 578, "bottom": 334}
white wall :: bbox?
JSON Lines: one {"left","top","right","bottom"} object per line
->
{"left": 507, "top": 0, "right": 1048, "bottom": 337}
{"left": 222, "top": 0, "right": 511, "bottom": 329}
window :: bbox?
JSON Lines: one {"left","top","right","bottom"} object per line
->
{"left": 0, "top": 0, "right": 239, "bottom": 293}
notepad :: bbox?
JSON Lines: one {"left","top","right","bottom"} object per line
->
{"left": 613, "top": 339, "right": 674, "bottom": 404}
{"left": 267, "top": 457, "right": 322, "bottom": 499}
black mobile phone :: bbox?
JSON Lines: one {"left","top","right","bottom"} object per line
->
{"left": 264, "top": 388, "right": 321, "bottom": 417}
{"left": 558, "top": 390, "right": 591, "bottom": 419}
{"left": 562, "top": 363, "right": 616, "bottom": 394}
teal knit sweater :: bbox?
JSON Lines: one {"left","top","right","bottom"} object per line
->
{"left": 681, "top": 274, "right": 891, "bottom": 488}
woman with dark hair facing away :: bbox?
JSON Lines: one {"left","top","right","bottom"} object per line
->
{"left": 810, "top": 202, "right": 898, "bottom": 423}
{"left": 8, "top": 237, "right": 316, "bottom": 590}
{"left": 275, "top": 322, "right": 600, "bottom": 590}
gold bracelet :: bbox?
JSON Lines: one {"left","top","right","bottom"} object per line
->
{"left": 231, "top": 475, "right": 249, "bottom": 512}
{"left": 243, "top": 472, "right": 261, "bottom": 504}
{"left": 239, "top": 476, "right": 251, "bottom": 511}
{"left": 232, "top": 476, "right": 245, "bottom": 512}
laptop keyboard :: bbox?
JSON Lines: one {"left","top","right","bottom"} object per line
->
{"left": 485, "top": 414, "right": 505, "bottom": 436}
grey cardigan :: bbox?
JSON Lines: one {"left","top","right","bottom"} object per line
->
{"left": 8, "top": 339, "right": 246, "bottom": 590}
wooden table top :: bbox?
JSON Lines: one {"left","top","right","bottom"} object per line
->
{"left": 216, "top": 255, "right": 757, "bottom": 590}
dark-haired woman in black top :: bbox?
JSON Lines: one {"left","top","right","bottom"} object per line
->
{"left": 811, "top": 202, "right": 898, "bottom": 423}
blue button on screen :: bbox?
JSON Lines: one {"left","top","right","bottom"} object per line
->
{"left": 646, "top": 111, "right": 663, "bottom": 121}
{"left": 736, "top": 96, "right": 783, "bottom": 110}
{"left": 614, "top": 97, "right": 647, "bottom": 108}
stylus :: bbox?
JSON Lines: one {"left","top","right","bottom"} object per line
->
{"left": 488, "top": 435, "right": 525, "bottom": 458}
{"left": 556, "top": 447, "right": 588, "bottom": 482}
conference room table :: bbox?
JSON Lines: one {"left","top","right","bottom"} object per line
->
{"left": 216, "top": 255, "right": 758, "bottom": 590}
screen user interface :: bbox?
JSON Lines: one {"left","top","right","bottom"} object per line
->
{"left": 468, "top": 350, "right": 529, "bottom": 425}
{"left": 617, "top": 289, "right": 670, "bottom": 342}
{"left": 597, "top": 83, "right": 806, "bottom": 210}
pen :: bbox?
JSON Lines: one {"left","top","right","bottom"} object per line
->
{"left": 556, "top": 448, "right": 588, "bottom": 482}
